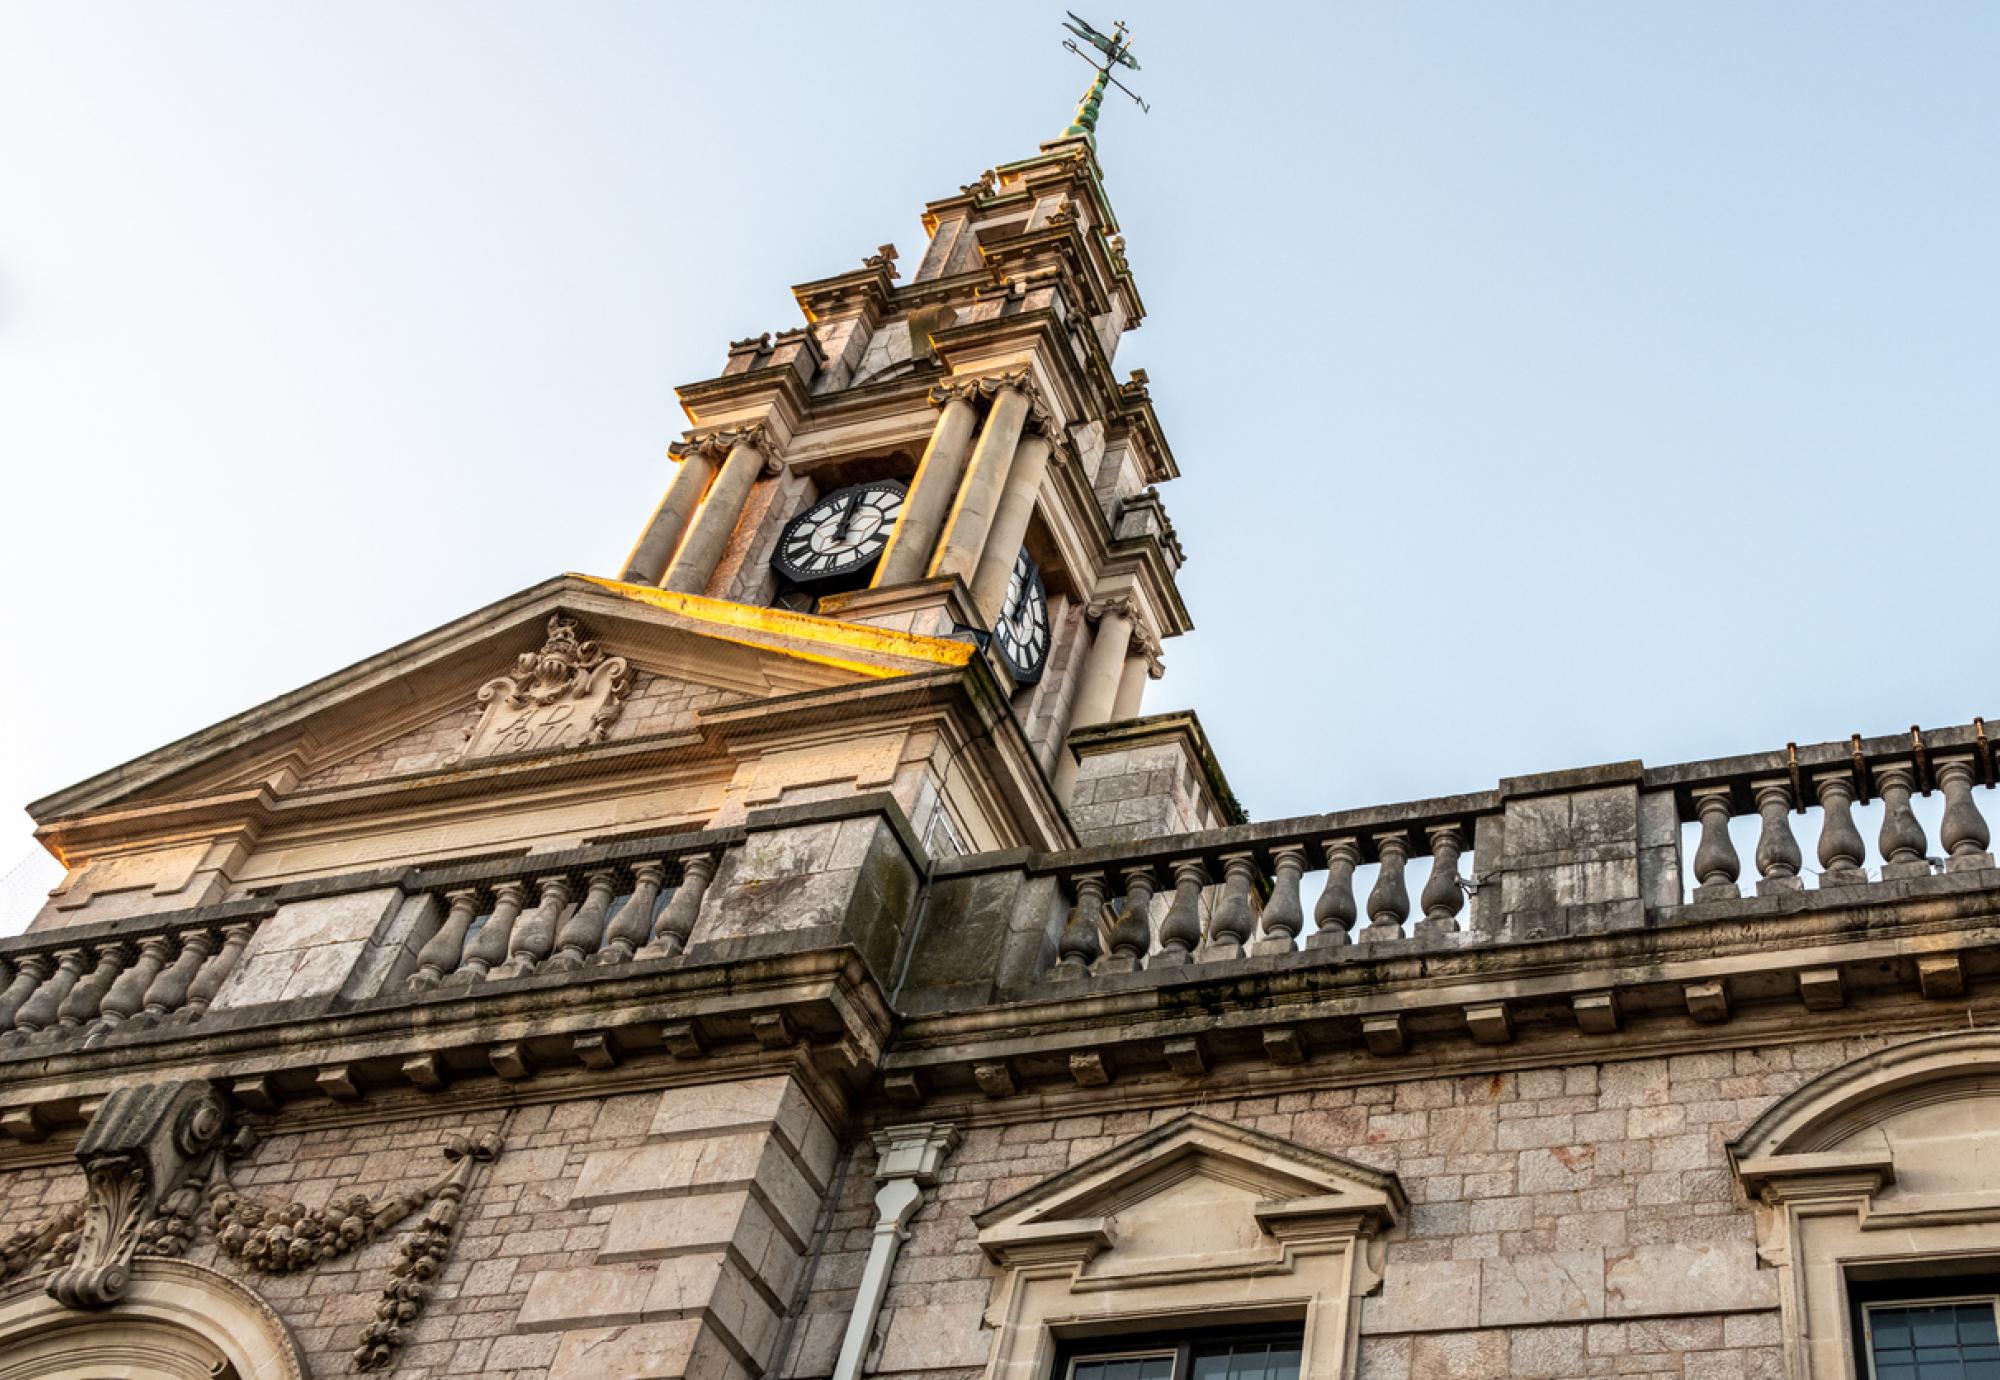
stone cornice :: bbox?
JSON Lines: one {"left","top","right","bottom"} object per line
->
{"left": 0, "top": 944, "right": 891, "bottom": 1163}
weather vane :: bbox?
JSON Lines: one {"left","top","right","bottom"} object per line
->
{"left": 1060, "top": 12, "right": 1148, "bottom": 140}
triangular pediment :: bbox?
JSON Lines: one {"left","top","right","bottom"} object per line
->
{"left": 975, "top": 1113, "right": 1405, "bottom": 1273}
{"left": 31, "top": 573, "right": 973, "bottom": 827}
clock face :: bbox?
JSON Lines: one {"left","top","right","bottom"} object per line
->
{"left": 993, "top": 548, "right": 1051, "bottom": 684}
{"left": 772, "top": 480, "right": 906, "bottom": 584}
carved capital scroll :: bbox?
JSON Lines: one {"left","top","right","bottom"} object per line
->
{"left": 48, "top": 1079, "right": 229, "bottom": 1310}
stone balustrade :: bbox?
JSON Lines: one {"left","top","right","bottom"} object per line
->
{"left": 0, "top": 916, "right": 257, "bottom": 1047}
{"left": 1047, "top": 803, "right": 1485, "bottom": 978}
{"left": 403, "top": 848, "right": 722, "bottom": 991}
{"left": 1653, "top": 723, "right": 1996, "bottom": 900}
{"left": 1037, "top": 719, "right": 1999, "bottom": 980}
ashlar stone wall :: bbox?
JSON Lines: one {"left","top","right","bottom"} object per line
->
{"left": 0, "top": 1071, "right": 837, "bottom": 1380}
{"left": 786, "top": 1032, "right": 1905, "bottom": 1380}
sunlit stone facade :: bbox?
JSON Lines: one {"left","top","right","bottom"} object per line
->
{"left": 1, "top": 112, "right": 1996, "bottom": 1380}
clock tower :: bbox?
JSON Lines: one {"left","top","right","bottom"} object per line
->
{"left": 610, "top": 124, "right": 1227, "bottom": 847}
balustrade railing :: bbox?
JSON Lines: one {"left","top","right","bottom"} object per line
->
{"left": 403, "top": 848, "right": 720, "bottom": 991}
{"left": 0, "top": 917, "right": 258, "bottom": 1047}
{"left": 1661, "top": 724, "right": 1996, "bottom": 901}
{"left": 1047, "top": 800, "right": 1486, "bottom": 979}
{"left": 1039, "top": 719, "right": 1998, "bottom": 981}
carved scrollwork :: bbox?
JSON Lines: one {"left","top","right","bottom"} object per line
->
{"left": 352, "top": 1132, "right": 503, "bottom": 1372}
{"left": 47, "top": 1079, "right": 229, "bottom": 1310}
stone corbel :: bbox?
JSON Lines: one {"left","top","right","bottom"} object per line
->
{"left": 48, "top": 1079, "right": 230, "bottom": 1310}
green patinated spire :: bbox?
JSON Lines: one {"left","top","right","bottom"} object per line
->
{"left": 1063, "top": 66, "right": 1111, "bottom": 141}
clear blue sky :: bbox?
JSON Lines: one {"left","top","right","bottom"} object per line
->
{"left": 2, "top": 3, "right": 1996, "bottom": 912}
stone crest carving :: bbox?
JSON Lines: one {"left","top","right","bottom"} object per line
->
{"left": 452, "top": 615, "right": 631, "bottom": 764}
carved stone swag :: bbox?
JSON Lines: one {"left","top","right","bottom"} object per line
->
{"left": 0, "top": 1078, "right": 503, "bottom": 1373}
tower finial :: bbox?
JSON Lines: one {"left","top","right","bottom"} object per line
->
{"left": 1059, "top": 12, "right": 1148, "bottom": 141}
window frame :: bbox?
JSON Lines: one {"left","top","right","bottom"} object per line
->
{"left": 1054, "top": 1322, "right": 1308, "bottom": 1380}
{"left": 1848, "top": 1273, "right": 2000, "bottom": 1380}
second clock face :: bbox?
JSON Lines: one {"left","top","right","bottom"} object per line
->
{"left": 772, "top": 480, "right": 906, "bottom": 584}
{"left": 993, "top": 548, "right": 1051, "bottom": 684}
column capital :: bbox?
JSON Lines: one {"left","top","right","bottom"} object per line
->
{"left": 1085, "top": 593, "right": 1140, "bottom": 626}
{"left": 927, "top": 367, "right": 1049, "bottom": 423}
{"left": 667, "top": 422, "right": 768, "bottom": 462}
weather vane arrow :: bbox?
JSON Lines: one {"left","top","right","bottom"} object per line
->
{"left": 1060, "top": 12, "right": 1148, "bottom": 140}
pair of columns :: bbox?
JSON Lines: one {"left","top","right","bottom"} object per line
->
{"left": 1052, "top": 594, "right": 1163, "bottom": 801}
{"left": 620, "top": 424, "right": 772, "bottom": 593}
{"left": 875, "top": 371, "right": 1055, "bottom": 626}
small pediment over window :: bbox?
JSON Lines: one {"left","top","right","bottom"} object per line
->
{"left": 975, "top": 1113, "right": 1405, "bottom": 1277}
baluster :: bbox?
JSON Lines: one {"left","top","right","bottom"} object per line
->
{"left": 8, "top": 949, "right": 84, "bottom": 1038}
{"left": 1254, "top": 845, "right": 1306, "bottom": 954}
{"left": 1203, "top": 853, "right": 1257, "bottom": 961}
{"left": 1307, "top": 839, "right": 1359, "bottom": 950}
{"left": 1937, "top": 756, "right": 1995, "bottom": 873}
{"left": 1876, "top": 763, "right": 1931, "bottom": 879}
{"left": 1813, "top": 772, "right": 1868, "bottom": 888}
{"left": 545, "top": 869, "right": 620, "bottom": 972}
{"left": 1415, "top": 825, "right": 1467, "bottom": 938}
{"left": 1154, "top": 860, "right": 1206, "bottom": 965}
{"left": 58, "top": 944, "right": 129, "bottom": 1031}
{"left": 495, "top": 875, "right": 573, "bottom": 980}
{"left": 408, "top": 889, "right": 482, "bottom": 990}
{"left": 454, "top": 882, "right": 528, "bottom": 983}
{"left": 94, "top": 935, "right": 174, "bottom": 1032}
{"left": 1752, "top": 780, "right": 1804, "bottom": 894}
{"left": 1690, "top": 788, "right": 1741, "bottom": 901}
{"left": 179, "top": 922, "right": 253, "bottom": 1020}
{"left": 1097, "top": 866, "right": 1157, "bottom": 973}
{"left": 139, "top": 930, "right": 213, "bottom": 1024}
{"left": 0, "top": 956, "right": 50, "bottom": 1032}
{"left": 597, "top": 861, "right": 668, "bottom": 965}
{"left": 1052, "top": 872, "right": 1107, "bottom": 978}
{"left": 1362, "top": 833, "right": 1411, "bottom": 939}
{"left": 638, "top": 852, "right": 718, "bottom": 960}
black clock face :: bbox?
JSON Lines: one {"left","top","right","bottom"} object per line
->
{"left": 772, "top": 481, "right": 906, "bottom": 584}
{"left": 993, "top": 548, "right": 1051, "bottom": 683}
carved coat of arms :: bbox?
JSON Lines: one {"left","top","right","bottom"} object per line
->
{"left": 451, "top": 615, "right": 631, "bottom": 764}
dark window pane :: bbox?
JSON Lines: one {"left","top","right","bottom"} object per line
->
{"left": 1138, "top": 1361, "right": 1173, "bottom": 1380}
{"left": 1266, "top": 1346, "right": 1302, "bottom": 1380}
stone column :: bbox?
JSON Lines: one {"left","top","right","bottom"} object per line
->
{"left": 966, "top": 431, "right": 1054, "bottom": 625}
{"left": 873, "top": 380, "right": 980, "bottom": 587}
{"left": 1053, "top": 597, "right": 1137, "bottom": 802}
{"left": 662, "top": 428, "right": 769, "bottom": 595}
{"left": 927, "top": 376, "right": 1035, "bottom": 586}
{"left": 1110, "top": 630, "right": 1162, "bottom": 722}
{"left": 832, "top": 1123, "right": 958, "bottom": 1380}
{"left": 618, "top": 440, "right": 722, "bottom": 585}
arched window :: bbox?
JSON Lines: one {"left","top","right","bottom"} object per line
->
{"left": 1729, "top": 1031, "right": 2000, "bottom": 1380}
{"left": 0, "top": 1258, "right": 306, "bottom": 1380}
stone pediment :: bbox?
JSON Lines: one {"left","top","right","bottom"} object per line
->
{"left": 975, "top": 1112, "right": 1405, "bottom": 1274}
{"left": 30, "top": 573, "right": 975, "bottom": 829}
{"left": 974, "top": 1114, "right": 1404, "bottom": 1374}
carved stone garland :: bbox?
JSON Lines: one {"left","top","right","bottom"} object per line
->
{"left": 0, "top": 1077, "right": 505, "bottom": 1374}
{"left": 352, "top": 1133, "right": 502, "bottom": 1371}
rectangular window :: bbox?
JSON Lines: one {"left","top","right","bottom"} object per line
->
{"left": 1061, "top": 1327, "right": 1303, "bottom": 1380}
{"left": 1862, "top": 1297, "right": 2000, "bottom": 1380}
